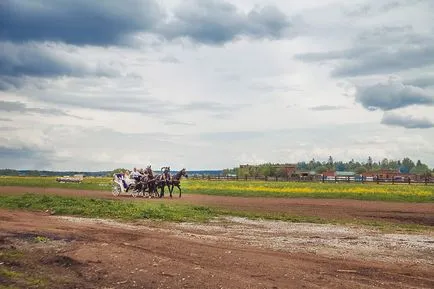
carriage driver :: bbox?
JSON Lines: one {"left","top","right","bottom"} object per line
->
{"left": 161, "top": 166, "right": 171, "bottom": 181}
{"left": 130, "top": 167, "right": 143, "bottom": 182}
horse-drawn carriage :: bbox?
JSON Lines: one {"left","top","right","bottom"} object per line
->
{"left": 111, "top": 166, "right": 188, "bottom": 198}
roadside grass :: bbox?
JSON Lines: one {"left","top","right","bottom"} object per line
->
{"left": 0, "top": 193, "right": 215, "bottom": 222}
{"left": 0, "top": 193, "right": 431, "bottom": 233}
{"left": 1, "top": 177, "right": 433, "bottom": 202}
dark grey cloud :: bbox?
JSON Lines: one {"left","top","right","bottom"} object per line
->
{"left": 0, "top": 0, "right": 163, "bottom": 46}
{"left": 331, "top": 45, "right": 434, "bottom": 78}
{"left": 294, "top": 26, "right": 434, "bottom": 78}
{"left": 355, "top": 81, "right": 434, "bottom": 111}
{"left": 0, "top": 100, "right": 84, "bottom": 119}
{"left": 29, "top": 92, "right": 243, "bottom": 117}
{"left": 158, "top": 1, "right": 291, "bottom": 45}
{"left": 0, "top": 145, "right": 52, "bottom": 169}
{"left": 0, "top": 118, "right": 12, "bottom": 122}
{"left": 0, "top": 42, "right": 120, "bottom": 83}
{"left": 1, "top": 0, "right": 292, "bottom": 47}
{"left": 294, "top": 47, "right": 376, "bottom": 62}
{"left": 309, "top": 105, "right": 348, "bottom": 111}
{"left": 342, "top": 1, "right": 423, "bottom": 18}
{"left": 381, "top": 112, "right": 434, "bottom": 129}
{"left": 0, "top": 76, "right": 27, "bottom": 91}
{"left": 295, "top": 43, "right": 434, "bottom": 78}
{"left": 405, "top": 76, "right": 434, "bottom": 88}
{"left": 0, "top": 0, "right": 293, "bottom": 87}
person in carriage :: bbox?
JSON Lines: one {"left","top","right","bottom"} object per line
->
{"left": 160, "top": 166, "right": 172, "bottom": 182}
{"left": 130, "top": 167, "right": 143, "bottom": 182}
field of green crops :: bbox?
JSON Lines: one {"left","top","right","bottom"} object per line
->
{"left": 0, "top": 176, "right": 433, "bottom": 202}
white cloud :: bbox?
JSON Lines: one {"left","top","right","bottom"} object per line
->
{"left": 1, "top": 0, "right": 434, "bottom": 170}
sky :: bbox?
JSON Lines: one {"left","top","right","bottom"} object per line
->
{"left": 0, "top": 0, "right": 433, "bottom": 171}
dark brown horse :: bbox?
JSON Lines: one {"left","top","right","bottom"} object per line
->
{"left": 168, "top": 168, "right": 188, "bottom": 198}
{"left": 142, "top": 166, "right": 160, "bottom": 198}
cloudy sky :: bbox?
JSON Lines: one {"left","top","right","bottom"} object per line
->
{"left": 1, "top": 0, "right": 433, "bottom": 171}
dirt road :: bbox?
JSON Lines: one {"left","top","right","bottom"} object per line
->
{"left": 1, "top": 209, "right": 433, "bottom": 289}
{"left": 1, "top": 186, "right": 433, "bottom": 226}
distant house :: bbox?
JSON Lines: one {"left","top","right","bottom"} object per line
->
{"left": 321, "top": 171, "right": 357, "bottom": 181}
{"left": 361, "top": 169, "right": 421, "bottom": 182}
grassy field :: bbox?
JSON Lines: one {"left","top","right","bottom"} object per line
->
{"left": 0, "top": 176, "right": 433, "bottom": 202}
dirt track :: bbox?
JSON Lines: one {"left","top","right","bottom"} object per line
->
{"left": 1, "top": 209, "right": 433, "bottom": 289}
{"left": 1, "top": 186, "right": 434, "bottom": 226}
{"left": 1, "top": 186, "right": 434, "bottom": 288}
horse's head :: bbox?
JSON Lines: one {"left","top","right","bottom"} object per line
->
{"left": 145, "top": 165, "right": 153, "bottom": 177}
{"left": 181, "top": 168, "right": 188, "bottom": 178}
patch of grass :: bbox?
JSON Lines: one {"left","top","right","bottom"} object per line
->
{"left": 0, "top": 285, "right": 20, "bottom": 289}
{"left": 0, "top": 249, "right": 24, "bottom": 261}
{"left": 0, "top": 268, "right": 23, "bottom": 279}
{"left": 0, "top": 251, "right": 51, "bottom": 289}
{"left": 0, "top": 193, "right": 217, "bottom": 222}
{"left": 34, "top": 236, "right": 50, "bottom": 243}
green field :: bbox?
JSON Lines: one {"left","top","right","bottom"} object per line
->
{"left": 0, "top": 193, "right": 326, "bottom": 224}
{"left": 0, "top": 176, "right": 433, "bottom": 202}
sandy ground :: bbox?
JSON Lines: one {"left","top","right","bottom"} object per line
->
{"left": 0, "top": 186, "right": 434, "bottom": 288}
{"left": 1, "top": 186, "right": 433, "bottom": 225}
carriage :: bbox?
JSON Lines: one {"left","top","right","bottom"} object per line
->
{"left": 111, "top": 173, "right": 159, "bottom": 198}
{"left": 111, "top": 167, "right": 188, "bottom": 198}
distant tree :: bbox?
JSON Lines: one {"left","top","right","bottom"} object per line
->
{"left": 410, "top": 162, "right": 430, "bottom": 175}
{"left": 327, "top": 156, "right": 334, "bottom": 169}
{"left": 381, "top": 158, "right": 389, "bottom": 169}
{"left": 259, "top": 165, "right": 271, "bottom": 177}
{"left": 297, "top": 161, "right": 308, "bottom": 170}
{"left": 367, "top": 156, "right": 373, "bottom": 169}
{"left": 308, "top": 158, "right": 316, "bottom": 170}
{"left": 316, "top": 166, "right": 328, "bottom": 174}
{"left": 335, "top": 162, "right": 346, "bottom": 171}
{"left": 402, "top": 157, "right": 415, "bottom": 172}
{"left": 388, "top": 160, "right": 399, "bottom": 170}
{"left": 355, "top": 166, "right": 367, "bottom": 174}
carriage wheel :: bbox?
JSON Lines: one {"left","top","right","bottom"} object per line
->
{"left": 112, "top": 182, "right": 121, "bottom": 196}
{"left": 130, "top": 186, "right": 140, "bottom": 198}
{"left": 142, "top": 186, "right": 150, "bottom": 198}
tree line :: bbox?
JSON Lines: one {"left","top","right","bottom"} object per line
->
{"left": 223, "top": 156, "right": 433, "bottom": 178}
